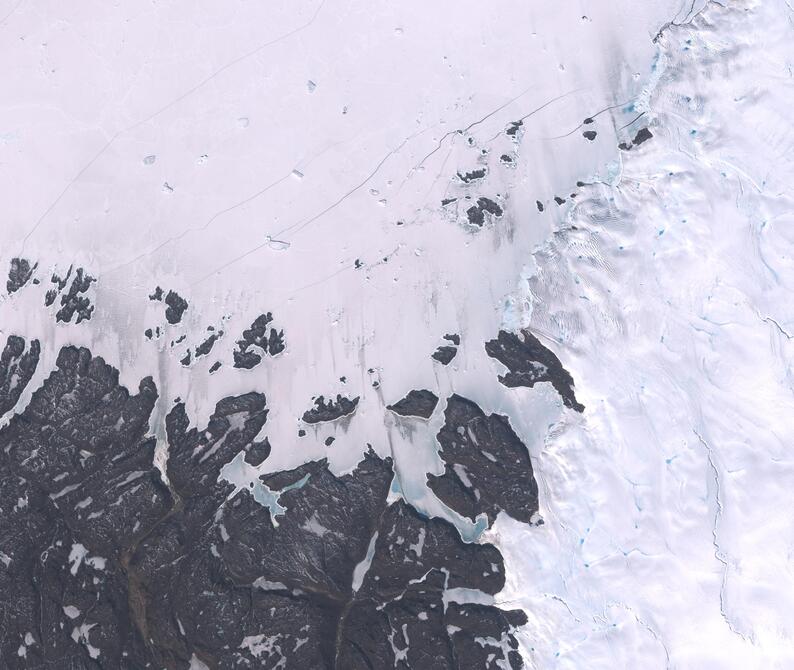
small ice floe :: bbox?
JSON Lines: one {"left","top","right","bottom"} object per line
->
{"left": 351, "top": 532, "right": 379, "bottom": 592}
{"left": 71, "top": 622, "right": 100, "bottom": 659}
{"left": 220, "top": 452, "right": 310, "bottom": 524}
{"left": 240, "top": 633, "right": 283, "bottom": 659}
{"left": 17, "top": 631, "right": 35, "bottom": 658}
{"left": 63, "top": 605, "right": 81, "bottom": 619}
{"left": 189, "top": 654, "right": 210, "bottom": 670}
{"left": 68, "top": 544, "right": 88, "bottom": 575}
{"left": 301, "top": 511, "right": 330, "bottom": 537}
{"left": 68, "top": 543, "right": 107, "bottom": 575}
{"left": 253, "top": 578, "right": 288, "bottom": 591}
{"left": 265, "top": 235, "right": 291, "bottom": 251}
{"left": 408, "top": 527, "right": 426, "bottom": 557}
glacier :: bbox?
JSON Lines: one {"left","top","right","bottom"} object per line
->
{"left": 0, "top": 0, "right": 792, "bottom": 667}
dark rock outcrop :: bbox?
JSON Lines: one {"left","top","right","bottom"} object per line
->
{"left": 432, "top": 345, "right": 458, "bottom": 365}
{"left": 485, "top": 329, "right": 584, "bottom": 412}
{"left": 233, "top": 313, "right": 286, "bottom": 369}
{"left": 387, "top": 389, "right": 439, "bottom": 419}
{"left": 44, "top": 266, "right": 96, "bottom": 323}
{"left": 302, "top": 394, "right": 359, "bottom": 424}
{"left": 194, "top": 331, "right": 222, "bottom": 358}
{"left": 7, "top": 257, "right": 36, "bottom": 294}
{"left": 0, "top": 335, "right": 40, "bottom": 414}
{"left": 148, "top": 286, "right": 189, "bottom": 324}
{"left": 0, "top": 346, "right": 531, "bottom": 669}
{"left": 0, "top": 346, "right": 170, "bottom": 668}
{"left": 619, "top": 127, "right": 653, "bottom": 151}
{"left": 337, "top": 501, "right": 526, "bottom": 669}
{"left": 164, "top": 290, "right": 188, "bottom": 324}
{"left": 466, "top": 196, "right": 504, "bottom": 227}
{"left": 633, "top": 127, "right": 653, "bottom": 145}
{"left": 505, "top": 120, "right": 523, "bottom": 137}
{"left": 428, "top": 394, "right": 538, "bottom": 525}
{"left": 457, "top": 168, "right": 487, "bottom": 183}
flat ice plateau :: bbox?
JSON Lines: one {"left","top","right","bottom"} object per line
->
{"left": 0, "top": 0, "right": 792, "bottom": 667}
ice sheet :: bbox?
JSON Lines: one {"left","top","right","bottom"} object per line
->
{"left": 3, "top": 0, "right": 790, "bottom": 666}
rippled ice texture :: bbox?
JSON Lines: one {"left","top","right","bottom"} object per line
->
{"left": 488, "top": 1, "right": 794, "bottom": 667}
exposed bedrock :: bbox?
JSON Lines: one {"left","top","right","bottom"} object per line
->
{"left": 6, "top": 257, "right": 37, "bottom": 294}
{"left": 0, "top": 346, "right": 527, "bottom": 669}
{"left": 302, "top": 394, "right": 360, "bottom": 424}
{"left": 233, "top": 312, "right": 286, "bottom": 369}
{"left": 387, "top": 389, "right": 439, "bottom": 419}
{"left": 485, "top": 329, "right": 584, "bottom": 412}
{"left": 0, "top": 334, "right": 40, "bottom": 414}
{"left": 45, "top": 266, "right": 97, "bottom": 323}
{"left": 429, "top": 394, "right": 539, "bottom": 525}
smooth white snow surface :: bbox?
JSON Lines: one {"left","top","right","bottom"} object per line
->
{"left": 0, "top": 0, "right": 690, "bottom": 479}
{"left": 2, "top": 0, "right": 792, "bottom": 666}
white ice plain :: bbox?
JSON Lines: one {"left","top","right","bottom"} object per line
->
{"left": 1, "top": 0, "right": 792, "bottom": 667}
{"left": 487, "top": 1, "right": 794, "bottom": 668}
